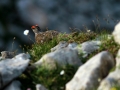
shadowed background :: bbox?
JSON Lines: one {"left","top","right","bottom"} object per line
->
{"left": 0, "top": 0, "right": 120, "bottom": 52}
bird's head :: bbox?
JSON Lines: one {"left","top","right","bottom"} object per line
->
{"left": 35, "top": 25, "right": 41, "bottom": 31}
{"left": 31, "top": 25, "right": 40, "bottom": 34}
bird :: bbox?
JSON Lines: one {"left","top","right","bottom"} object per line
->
{"left": 31, "top": 25, "right": 59, "bottom": 44}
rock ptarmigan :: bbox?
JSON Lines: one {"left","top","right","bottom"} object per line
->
{"left": 31, "top": 25, "right": 59, "bottom": 44}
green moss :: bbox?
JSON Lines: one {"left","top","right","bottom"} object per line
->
{"left": 19, "top": 64, "right": 77, "bottom": 90}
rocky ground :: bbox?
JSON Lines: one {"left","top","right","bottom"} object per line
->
{"left": 0, "top": 22, "right": 120, "bottom": 90}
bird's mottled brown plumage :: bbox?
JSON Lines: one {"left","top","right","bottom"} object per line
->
{"left": 31, "top": 25, "right": 59, "bottom": 44}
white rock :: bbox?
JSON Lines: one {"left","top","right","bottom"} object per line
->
{"left": 116, "top": 49, "right": 120, "bottom": 69}
{"left": 0, "top": 57, "right": 2, "bottom": 61}
{"left": 80, "top": 40, "right": 101, "bottom": 53}
{"left": 34, "top": 47, "right": 82, "bottom": 69}
{"left": 51, "top": 41, "right": 68, "bottom": 52}
{"left": 4, "top": 80, "right": 21, "bottom": 90}
{"left": 36, "top": 84, "right": 48, "bottom": 90}
{"left": 51, "top": 40, "right": 101, "bottom": 59}
{"left": 14, "top": 53, "right": 30, "bottom": 60}
{"left": 98, "top": 69, "right": 120, "bottom": 90}
{"left": 67, "top": 42, "right": 78, "bottom": 48}
{"left": 98, "top": 49, "right": 120, "bottom": 90}
{"left": 75, "top": 40, "right": 101, "bottom": 57}
{"left": 112, "top": 22, "right": 120, "bottom": 44}
{"left": 51, "top": 41, "right": 78, "bottom": 52}
{"left": 66, "top": 51, "right": 115, "bottom": 90}
{"left": 0, "top": 53, "right": 30, "bottom": 89}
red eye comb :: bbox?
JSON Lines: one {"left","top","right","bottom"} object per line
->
{"left": 31, "top": 26, "right": 35, "bottom": 29}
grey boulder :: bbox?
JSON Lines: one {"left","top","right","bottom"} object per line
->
{"left": 112, "top": 22, "right": 120, "bottom": 45}
{"left": 66, "top": 51, "right": 115, "bottom": 90}
{"left": 4, "top": 80, "right": 21, "bottom": 90}
{"left": 75, "top": 40, "right": 101, "bottom": 58}
{"left": 34, "top": 47, "right": 82, "bottom": 69}
{"left": 0, "top": 53, "right": 30, "bottom": 89}
{"left": 98, "top": 49, "right": 120, "bottom": 90}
